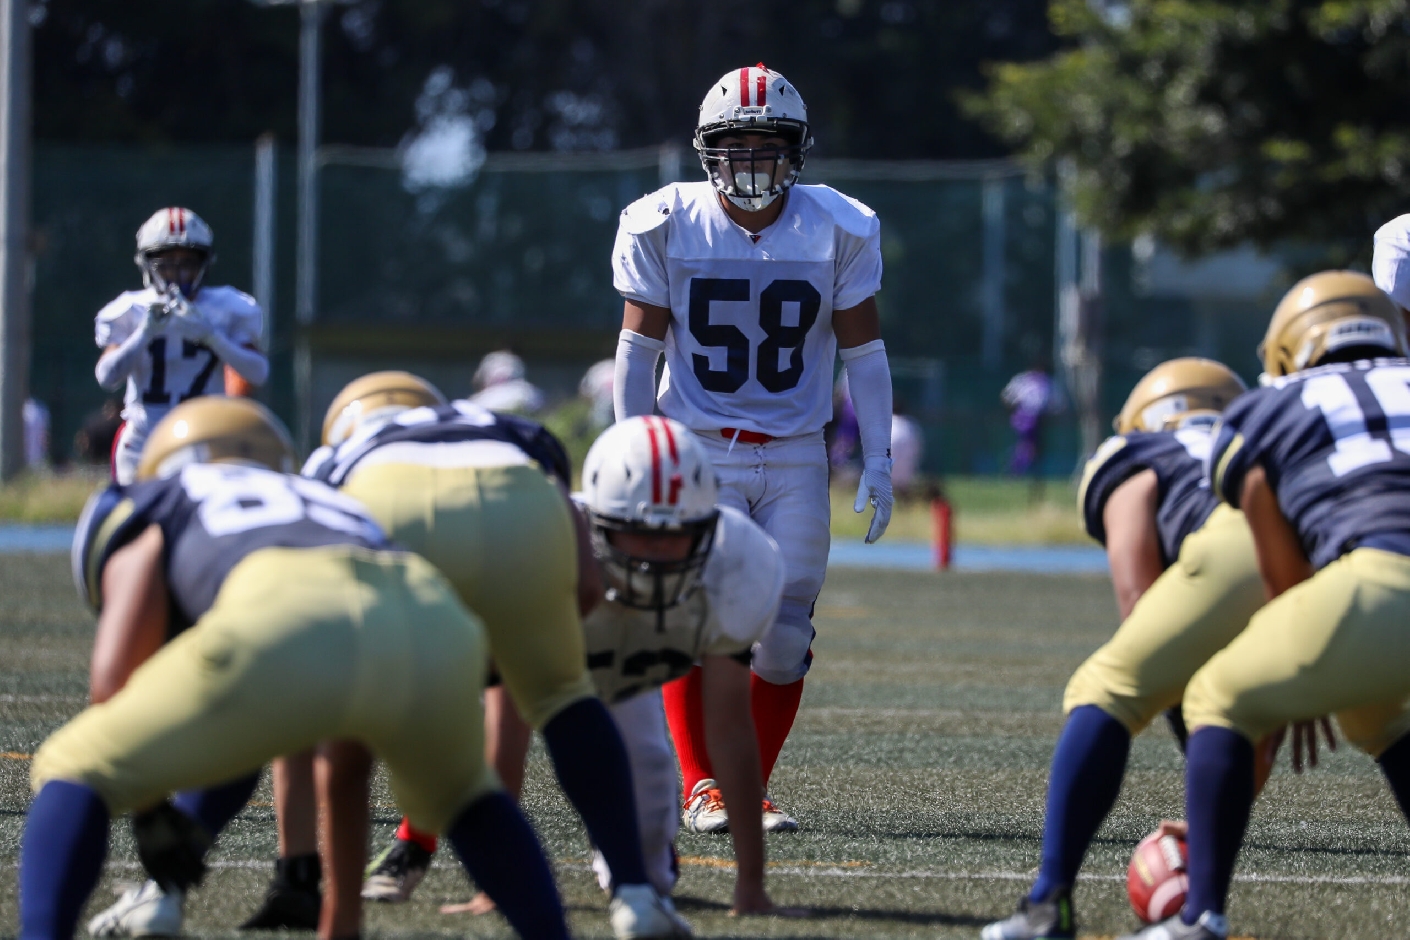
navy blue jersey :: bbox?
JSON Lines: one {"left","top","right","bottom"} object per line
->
{"left": 72, "top": 464, "right": 388, "bottom": 633}
{"left": 1079, "top": 428, "right": 1219, "bottom": 566}
{"left": 1210, "top": 358, "right": 1410, "bottom": 569}
{"left": 303, "top": 400, "right": 571, "bottom": 487}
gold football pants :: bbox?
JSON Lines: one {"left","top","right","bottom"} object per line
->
{"left": 1064, "top": 504, "right": 1265, "bottom": 733}
{"left": 342, "top": 461, "right": 594, "bottom": 730}
{"left": 32, "top": 546, "right": 496, "bottom": 832}
{"left": 1184, "top": 546, "right": 1410, "bottom": 757}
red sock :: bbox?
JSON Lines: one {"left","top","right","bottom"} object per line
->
{"left": 396, "top": 816, "right": 439, "bottom": 853}
{"left": 751, "top": 674, "right": 805, "bottom": 788}
{"left": 663, "top": 665, "right": 713, "bottom": 796}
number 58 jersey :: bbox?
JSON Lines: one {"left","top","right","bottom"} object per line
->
{"left": 612, "top": 180, "right": 882, "bottom": 438}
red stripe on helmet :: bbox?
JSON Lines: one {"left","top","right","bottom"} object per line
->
{"left": 167, "top": 208, "right": 178, "bottom": 234}
{"left": 645, "top": 418, "right": 662, "bottom": 504}
{"left": 757, "top": 75, "right": 767, "bottom": 107}
{"left": 656, "top": 416, "right": 679, "bottom": 464}
{"left": 739, "top": 67, "right": 751, "bottom": 107}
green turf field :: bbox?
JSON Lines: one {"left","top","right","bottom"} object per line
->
{"left": 0, "top": 555, "right": 1406, "bottom": 939}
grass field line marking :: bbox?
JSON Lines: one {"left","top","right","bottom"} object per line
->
{"left": 81, "top": 861, "right": 1410, "bottom": 886}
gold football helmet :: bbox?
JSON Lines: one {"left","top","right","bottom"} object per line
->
{"left": 1114, "top": 358, "right": 1247, "bottom": 434}
{"left": 136, "top": 397, "right": 296, "bottom": 481}
{"left": 1259, "top": 270, "right": 1408, "bottom": 378}
{"left": 322, "top": 371, "right": 447, "bottom": 447}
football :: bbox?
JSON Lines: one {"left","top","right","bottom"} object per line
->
{"left": 1127, "top": 827, "right": 1189, "bottom": 924}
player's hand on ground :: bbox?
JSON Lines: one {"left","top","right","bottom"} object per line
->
{"left": 1155, "top": 819, "right": 1187, "bottom": 839}
{"left": 853, "top": 456, "right": 894, "bottom": 544}
{"left": 730, "top": 884, "right": 810, "bottom": 918}
{"left": 439, "top": 891, "right": 496, "bottom": 915}
{"left": 1291, "top": 717, "right": 1337, "bottom": 773}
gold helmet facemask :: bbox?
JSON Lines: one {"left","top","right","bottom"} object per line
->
{"left": 1114, "top": 357, "right": 1247, "bottom": 435}
{"left": 321, "top": 371, "right": 447, "bottom": 447}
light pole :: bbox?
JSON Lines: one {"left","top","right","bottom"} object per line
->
{"left": 0, "top": 0, "right": 28, "bottom": 481}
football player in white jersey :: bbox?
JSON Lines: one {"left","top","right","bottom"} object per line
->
{"left": 94, "top": 208, "right": 269, "bottom": 484}
{"left": 448, "top": 417, "right": 799, "bottom": 919}
{"left": 611, "top": 63, "right": 894, "bottom": 832}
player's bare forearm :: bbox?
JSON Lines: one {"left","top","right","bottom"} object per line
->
{"left": 834, "top": 296, "right": 882, "bottom": 348}
{"left": 562, "top": 481, "right": 602, "bottom": 618}
{"left": 91, "top": 524, "right": 169, "bottom": 704}
{"left": 1240, "top": 465, "right": 1312, "bottom": 599}
{"left": 1102, "top": 470, "right": 1164, "bottom": 620}
{"left": 316, "top": 739, "right": 373, "bottom": 940}
{"left": 621, "top": 299, "right": 671, "bottom": 341}
{"left": 701, "top": 654, "right": 771, "bottom": 911}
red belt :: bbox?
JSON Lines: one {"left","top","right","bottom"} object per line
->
{"left": 721, "top": 427, "right": 775, "bottom": 445}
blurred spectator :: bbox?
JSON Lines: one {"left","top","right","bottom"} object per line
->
{"left": 75, "top": 399, "right": 123, "bottom": 465}
{"left": 828, "top": 373, "right": 861, "bottom": 476}
{"left": 580, "top": 358, "right": 616, "bottom": 430}
{"left": 891, "top": 400, "right": 924, "bottom": 496}
{"left": 1001, "top": 365, "right": 1055, "bottom": 476}
{"left": 23, "top": 398, "right": 50, "bottom": 468}
{"left": 468, "top": 350, "right": 544, "bottom": 414}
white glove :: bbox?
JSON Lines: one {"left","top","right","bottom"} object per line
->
{"left": 852, "top": 455, "right": 893, "bottom": 544}
{"left": 169, "top": 295, "right": 213, "bottom": 343}
{"left": 141, "top": 300, "right": 171, "bottom": 335}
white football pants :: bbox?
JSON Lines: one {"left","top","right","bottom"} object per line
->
{"left": 111, "top": 423, "right": 145, "bottom": 485}
{"left": 693, "top": 429, "right": 829, "bottom": 685}
{"left": 593, "top": 690, "right": 680, "bottom": 896}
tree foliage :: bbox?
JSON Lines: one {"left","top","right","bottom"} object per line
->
{"left": 967, "top": 0, "right": 1410, "bottom": 264}
{"left": 32, "top": 0, "right": 1056, "bottom": 159}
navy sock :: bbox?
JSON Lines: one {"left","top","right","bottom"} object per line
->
{"left": 20, "top": 781, "right": 111, "bottom": 940}
{"left": 542, "top": 697, "right": 649, "bottom": 889}
{"left": 1377, "top": 733, "right": 1410, "bottom": 822}
{"left": 1182, "top": 726, "right": 1254, "bottom": 923}
{"left": 172, "top": 771, "right": 261, "bottom": 840}
{"left": 446, "top": 791, "right": 568, "bottom": 940}
{"left": 1030, "top": 705, "right": 1131, "bottom": 901}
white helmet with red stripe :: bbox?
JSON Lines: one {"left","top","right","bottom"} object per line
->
{"left": 135, "top": 207, "right": 216, "bottom": 297}
{"left": 581, "top": 416, "right": 720, "bottom": 610}
{"left": 695, "top": 63, "right": 812, "bottom": 212}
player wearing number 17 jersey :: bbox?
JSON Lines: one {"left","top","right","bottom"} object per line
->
{"left": 1120, "top": 271, "right": 1410, "bottom": 940}
{"left": 94, "top": 208, "right": 268, "bottom": 484}
{"left": 612, "top": 64, "right": 894, "bottom": 831}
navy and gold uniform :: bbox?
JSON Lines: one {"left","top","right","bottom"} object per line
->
{"left": 37, "top": 463, "right": 496, "bottom": 831}
{"left": 1190, "top": 358, "right": 1410, "bottom": 754}
{"left": 1064, "top": 427, "right": 1264, "bottom": 732}
{"left": 304, "top": 399, "right": 595, "bottom": 730}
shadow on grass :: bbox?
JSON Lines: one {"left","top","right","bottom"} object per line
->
{"left": 670, "top": 893, "right": 990, "bottom": 930}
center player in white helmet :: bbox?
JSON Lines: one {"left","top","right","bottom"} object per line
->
{"left": 611, "top": 63, "right": 894, "bottom": 832}
{"left": 94, "top": 208, "right": 268, "bottom": 484}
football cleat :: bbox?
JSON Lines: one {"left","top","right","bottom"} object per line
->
{"left": 681, "top": 779, "right": 730, "bottom": 834}
{"left": 87, "top": 881, "right": 184, "bottom": 938}
{"left": 608, "top": 883, "right": 694, "bottom": 939}
{"left": 980, "top": 887, "right": 1074, "bottom": 940}
{"left": 1117, "top": 911, "right": 1229, "bottom": 940}
{"left": 761, "top": 795, "right": 799, "bottom": 833}
{"left": 239, "top": 882, "right": 320, "bottom": 931}
{"left": 361, "top": 838, "right": 432, "bottom": 903}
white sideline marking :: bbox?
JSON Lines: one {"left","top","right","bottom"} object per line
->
{"left": 89, "top": 861, "right": 1410, "bottom": 886}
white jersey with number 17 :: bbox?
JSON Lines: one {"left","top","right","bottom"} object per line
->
{"left": 612, "top": 181, "right": 882, "bottom": 439}
{"left": 94, "top": 285, "right": 264, "bottom": 436}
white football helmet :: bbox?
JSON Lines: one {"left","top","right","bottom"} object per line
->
{"left": 694, "top": 63, "right": 812, "bottom": 212}
{"left": 135, "top": 207, "right": 215, "bottom": 298}
{"left": 581, "top": 416, "right": 719, "bottom": 610}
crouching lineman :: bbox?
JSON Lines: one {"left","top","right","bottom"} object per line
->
{"left": 94, "top": 208, "right": 268, "bottom": 483}
{"left": 452, "top": 417, "right": 798, "bottom": 917}
{"left": 306, "top": 373, "right": 687, "bottom": 938}
{"left": 1120, "top": 271, "right": 1410, "bottom": 940}
{"left": 984, "top": 358, "right": 1262, "bottom": 940}
{"left": 19, "top": 397, "right": 568, "bottom": 940}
